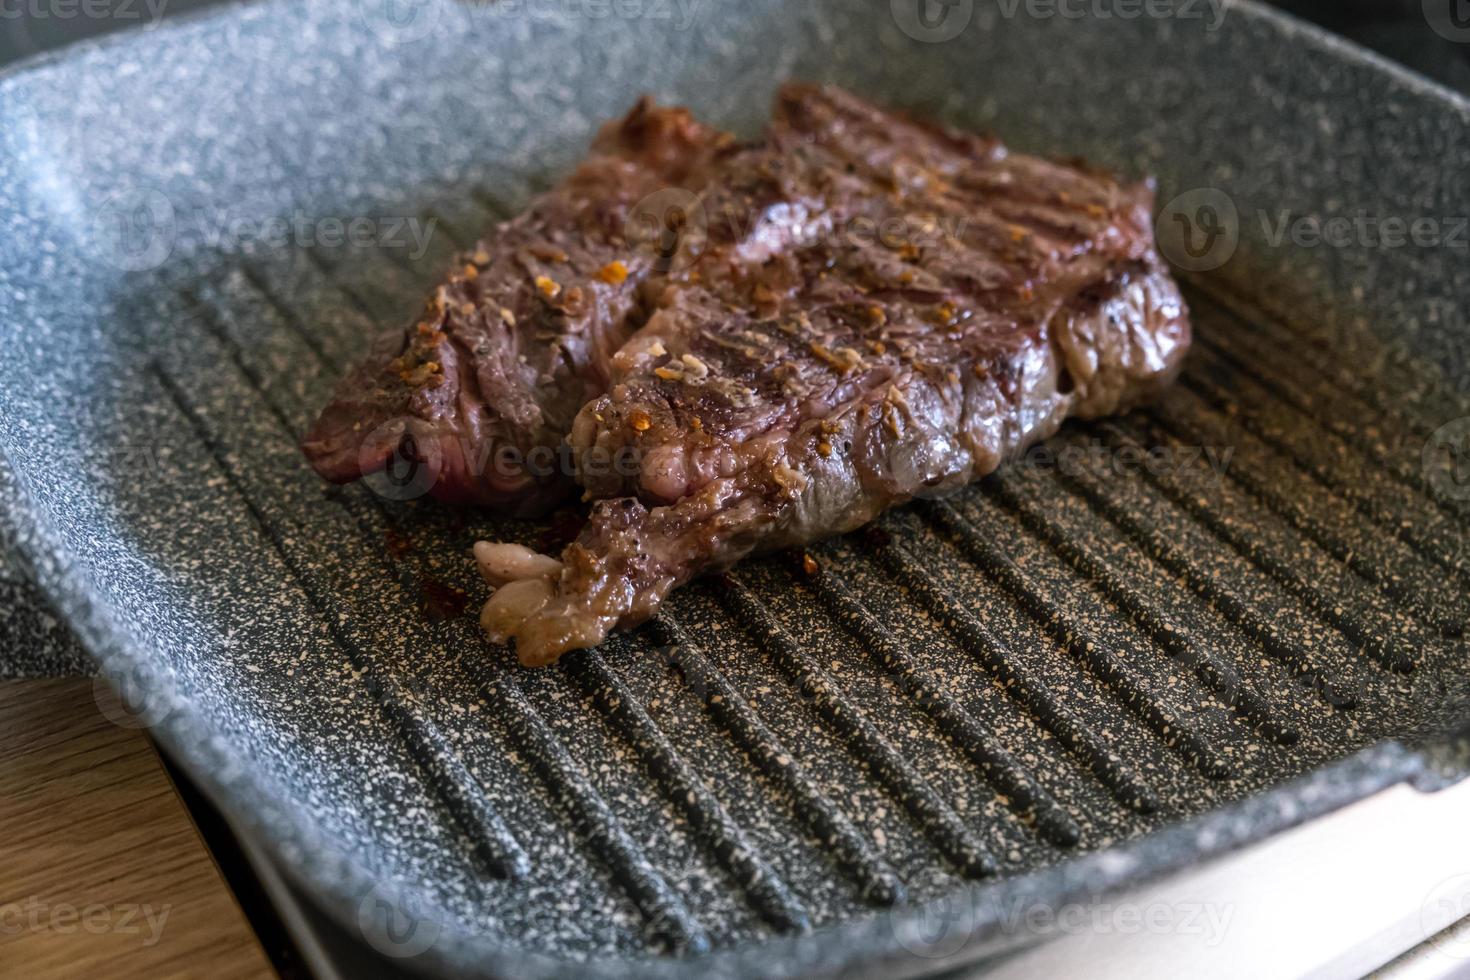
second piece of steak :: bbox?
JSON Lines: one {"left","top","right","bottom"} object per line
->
{"left": 479, "top": 84, "right": 1192, "bottom": 665}
{"left": 300, "top": 98, "right": 732, "bottom": 515}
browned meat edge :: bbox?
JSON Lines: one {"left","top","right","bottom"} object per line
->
{"left": 300, "top": 98, "right": 734, "bottom": 516}
{"left": 477, "top": 83, "right": 1190, "bottom": 665}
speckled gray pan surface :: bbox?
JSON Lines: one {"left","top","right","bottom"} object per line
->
{"left": 0, "top": 546, "right": 92, "bottom": 677}
{"left": 3, "top": 0, "right": 1470, "bottom": 976}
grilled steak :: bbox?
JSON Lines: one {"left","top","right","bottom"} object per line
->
{"left": 478, "top": 84, "right": 1191, "bottom": 665}
{"left": 300, "top": 98, "right": 732, "bottom": 515}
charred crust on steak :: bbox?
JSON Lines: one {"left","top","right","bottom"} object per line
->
{"left": 476, "top": 82, "right": 1191, "bottom": 666}
{"left": 300, "top": 98, "right": 736, "bottom": 515}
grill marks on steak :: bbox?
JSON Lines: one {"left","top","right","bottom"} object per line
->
{"left": 479, "top": 83, "right": 1191, "bottom": 666}
{"left": 299, "top": 98, "right": 733, "bottom": 515}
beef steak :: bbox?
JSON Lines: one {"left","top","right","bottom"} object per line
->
{"left": 477, "top": 84, "right": 1191, "bottom": 665}
{"left": 300, "top": 98, "right": 733, "bottom": 515}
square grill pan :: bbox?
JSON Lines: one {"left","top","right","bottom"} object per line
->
{"left": 2, "top": 1, "right": 1470, "bottom": 976}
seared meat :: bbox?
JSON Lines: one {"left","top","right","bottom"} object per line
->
{"left": 478, "top": 84, "right": 1191, "bottom": 665}
{"left": 300, "top": 98, "right": 732, "bottom": 515}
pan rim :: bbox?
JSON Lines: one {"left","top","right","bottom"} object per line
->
{"left": 2, "top": 1, "right": 1468, "bottom": 975}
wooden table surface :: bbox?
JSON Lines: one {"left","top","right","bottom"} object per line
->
{"left": 0, "top": 678, "right": 276, "bottom": 979}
